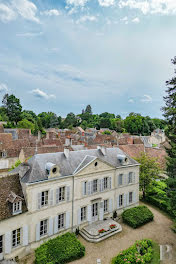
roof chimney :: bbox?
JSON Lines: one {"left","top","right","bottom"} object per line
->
{"left": 64, "top": 148, "right": 70, "bottom": 159}
{"left": 97, "top": 145, "right": 107, "bottom": 156}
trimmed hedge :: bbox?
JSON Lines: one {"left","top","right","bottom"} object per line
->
{"left": 112, "top": 239, "right": 153, "bottom": 264}
{"left": 35, "top": 232, "right": 85, "bottom": 264}
{"left": 122, "top": 206, "right": 154, "bottom": 228}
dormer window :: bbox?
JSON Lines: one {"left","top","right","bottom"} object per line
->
{"left": 13, "top": 201, "right": 22, "bottom": 215}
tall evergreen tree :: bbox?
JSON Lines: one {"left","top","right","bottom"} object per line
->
{"left": 85, "top": 104, "right": 92, "bottom": 115}
{"left": 162, "top": 57, "right": 176, "bottom": 178}
{"left": 2, "top": 94, "right": 22, "bottom": 124}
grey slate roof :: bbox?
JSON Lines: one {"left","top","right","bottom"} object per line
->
{"left": 13, "top": 147, "right": 139, "bottom": 184}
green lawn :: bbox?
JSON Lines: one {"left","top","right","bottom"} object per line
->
{"left": 151, "top": 241, "right": 160, "bottom": 264}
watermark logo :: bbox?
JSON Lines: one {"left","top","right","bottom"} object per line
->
{"left": 160, "top": 244, "right": 173, "bottom": 261}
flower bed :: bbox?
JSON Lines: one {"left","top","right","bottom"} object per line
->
{"left": 122, "top": 206, "right": 154, "bottom": 228}
{"left": 98, "top": 228, "right": 106, "bottom": 234}
{"left": 35, "top": 232, "right": 85, "bottom": 264}
{"left": 112, "top": 239, "right": 154, "bottom": 264}
{"left": 110, "top": 224, "right": 116, "bottom": 229}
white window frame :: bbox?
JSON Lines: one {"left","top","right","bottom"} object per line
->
{"left": 119, "top": 194, "right": 123, "bottom": 207}
{"left": 104, "top": 199, "right": 108, "bottom": 213}
{"left": 81, "top": 207, "right": 87, "bottom": 222}
{"left": 83, "top": 182, "right": 87, "bottom": 196}
{"left": 103, "top": 177, "right": 108, "bottom": 190}
{"left": 119, "top": 174, "right": 123, "bottom": 186}
{"left": 58, "top": 213, "right": 65, "bottom": 230}
{"left": 13, "top": 201, "right": 22, "bottom": 215}
{"left": 93, "top": 179, "right": 98, "bottom": 193}
{"left": 59, "top": 187, "right": 65, "bottom": 202}
{"left": 12, "top": 228, "right": 21, "bottom": 248}
{"left": 128, "top": 172, "right": 133, "bottom": 184}
{"left": 40, "top": 219, "right": 48, "bottom": 237}
{"left": 129, "top": 192, "right": 133, "bottom": 204}
{"left": 41, "top": 191, "right": 49, "bottom": 207}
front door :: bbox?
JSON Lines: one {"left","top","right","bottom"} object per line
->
{"left": 0, "top": 235, "right": 3, "bottom": 261}
{"left": 92, "top": 202, "right": 98, "bottom": 222}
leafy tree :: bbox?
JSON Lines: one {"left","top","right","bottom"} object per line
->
{"left": 110, "top": 118, "right": 125, "bottom": 133}
{"left": 124, "top": 113, "right": 143, "bottom": 135}
{"left": 162, "top": 57, "right": 176, "bottom": 178}
{"left": 21, "top": 110, "right": 37, "bottom": 122}
{"left": 99, "top": 112, "right": 115, "bottom": 119}
{"left": 135, "top": 153, "right": 160, "bottom": 199}
{"left": 2, "top": 94, "right": 22, "bottom": 124}
{"left": 99, "top": 117, "right": 111, "bottom": 128}
{"left": 63, "top": 112, "right": 78, "bottom": 128}
{"left": 17, "top": 119, "right": 35, "bottom": 132}
{"left": 85, "top": 104, "right": 92, "bottom": 115}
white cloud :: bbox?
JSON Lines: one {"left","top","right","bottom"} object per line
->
{"left": 16, "top": 32, "right": 43, "bottom": 37}
{"left": 0, "top": 83, "right": 8, "bottom": 93}
{"left": 98, "top": 0, "right": 115, "bottom": 7}
{"left": 141, "top": 94, "right": 152, "bottom": 103}
{"left": 66, "top": 0, "right": 89, "bottom": 7}
{"left": 11, "top": 0, "right": 39, "bottom": 23}
{"left": 30, "top": 89, "right": 56, "bottom": 100}
{"left": 119, "top": 0, "right": 176, "bottom": 15}
{"left": 77, "top": 15, "right": 97, "bottom": 23}
{"left": 128, "top": 98, "right": 134, "bottom": 103}
{"left": 40, "top": 9, "right": 61, "bottom": 16}
{"left": 0, "top": 3, "right": 16, "bottom": 23}
{"left": 120, "top": 16, "right": 128, "bottom": 24}
{"left": 132, "top": 17, "right": 140, "bottom": 23}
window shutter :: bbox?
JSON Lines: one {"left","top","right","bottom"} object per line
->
{"left": 66, "top": 212, "right": 70, "bottom": 229}
{"left": 67, "top": 186, "right": 70, "bottom": 202}
{"left": 99, "top": 202, "right": 104, "bottom": 220}
{"left": 48, "top": 217, "right": 53, "bottom": 236}
{"left": 117, "top": 196, "right": 119, "bottom": 209}
{"left": 123, "top": 174, "right": 127, "bottom": 185}
{"left": 108, "top": 199, "right": 113, "bottom": 213}
{"left": 133, "top": 191, "right": 136, "bottom": 204}
{"left": 99, "top": 179, "right": 102, "bottom": 192}
{"left": 5, "top": 232, "right": 11, "bottom": 254}
{"left": 77, "top": 208, "right": 81, "bottom": 225}
{"left": 54, "top": 216, "right": 58, "bottom": 234}
{"left": 37, "top": 193, "right": 41, "bottom": 210}
{"left": 133, "top": 172, "right": 136, "bottom": 184}
{"left": 87, "top": 205, "right": 92, "bottom": 223}
{"left": 109, "top": 177, "right": 112, "bottom": 189}
{"left": 82, "top": 182, "right": 85, "bottom": 196}
{"left": 56, "top": 188, "right": 59, "bottom": 204}
{"left": 91, "top": 181, "right": 93, "bottom": 194}
{"left": 23, "top": 225, "right": 29, "bottom": 246}
{"left": 49, "top": 190, "right": 54, "bottom": 206}
{"left": 36, "top": 223, "right": 40, "bottom": 241}
{"left": 123, "top": 194, "right": 126, "bottom": 208}
{"left": 127, "top": 192, "right": 129, "bottom": 206}
{"left": 88, "top": 181, "right": 91, "bottom": 195}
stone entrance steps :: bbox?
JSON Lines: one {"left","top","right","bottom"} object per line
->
{"left": 80, "top": 224, "right": 122, "bottom": 243}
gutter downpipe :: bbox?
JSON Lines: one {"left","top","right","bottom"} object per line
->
{"left": 71, "top": 174, "right": 74, "bottom": 232}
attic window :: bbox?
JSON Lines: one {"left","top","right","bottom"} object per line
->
{"left": 13, "top": 201, "right": 22, "bottom": 215}
{"left": 52, "top": 167, "right": 57, "bottom": 174}
{"left": 94, "top": 162, "right": 98, "bottom": 167}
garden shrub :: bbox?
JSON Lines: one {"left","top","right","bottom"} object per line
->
{"left": 112, "top": 239, "right": 153, "bottom": 264}
{"left": 122, "top": 206, "right": 154, "bottom": 228}
{"left": 35, "top": 232, "right": 85, "bottom": 264}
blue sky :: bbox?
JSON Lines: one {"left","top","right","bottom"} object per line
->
{"left": 0, "top": 0, "right": 176, "bottom": 118}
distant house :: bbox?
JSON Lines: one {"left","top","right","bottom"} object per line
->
{"left": 0, "top": 147, "right": 139, "bottom": 261}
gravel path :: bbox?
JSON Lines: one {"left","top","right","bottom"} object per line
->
{"left": 20, "top": 203, "right": 176, "bottom": 264}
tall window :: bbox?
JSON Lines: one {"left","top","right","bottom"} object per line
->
{"left": 128, "top": 172, "right": 133, "bottom": 184}
{"left": 129, "top": 192, "right": 133, "bottom": 204}
{"left": 104, "top": 199, "right": 108, "bottom": 213}
{"left": 41, "top": 191, "right": 48, "bottom": 207}
{"left": 58, "top": 213, "right": 65, "bottom": 229}
{"left": 119, "top": 194, "right": 123, "bottom": 207}
{"left": 59, "top": 187, "right": 65, "bottom": 202}
{"left": 93, "top": 179, "right": 98, "bottom": 193}
{"left": 81, "top": 207, "right": 86, "bottom": 222}
{"left": 40, "top": 219, "right": 48, "bottom": 237}
{"left": 12, "top": 228, "right": 21, "bottom": 248}
{"left": 83, "top": 182, "right": 87, "bottom": 195}
{"left": 0, "top": 235, "right": 3, "bottom": 253}
{"left": 104, "top": 177, "right": 108, "bottom": 190}
{"left": 13, "top": 201, "right": 22, "bottom": 215}
{"left": 118, "top": 174, "right": 123, "bottom": 185}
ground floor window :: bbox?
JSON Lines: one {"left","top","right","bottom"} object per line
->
{"left": 0, "top": 235, "right": 3, "bottom": 253}
{"left": 129, "top": 192, "right": 133, "bottom": 204}
{"left": 81, "top": 207, "right": 86, "bottom": 222}
{"left": 12, "top": 228, "right": 21, "bottom": 248}
{"left": 58, "top": 213, "right": 65, "bottom": 229}
{"left": 40, "top": 219, "right": 48, "bottom": 237}
{"left": 104, "top": 199, "right": 108, "bottom": 213}
{"left": 119, "top": 194, "right": 123, "bottom": 207}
